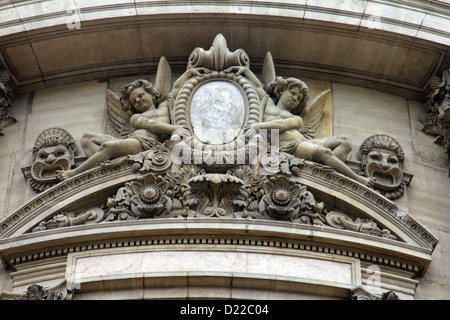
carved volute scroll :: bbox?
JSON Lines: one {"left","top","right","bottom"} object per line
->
{"left": 187, "top": 34, "right": 250, "bottom": 71}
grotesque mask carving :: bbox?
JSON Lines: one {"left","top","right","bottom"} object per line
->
{"left": 30, "top": 128, "right": 77, "bottom": 192}
{"left": 359, "top": 134, "right": 405, "bottom": 199}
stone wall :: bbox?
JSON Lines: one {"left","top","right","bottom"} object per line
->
{"left": 0, "top": 0, "right": 449, "bottom": 300}
{"left": 0, "top": 74, "right": 448, "bottom": 298}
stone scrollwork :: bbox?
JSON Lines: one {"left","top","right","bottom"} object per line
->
{"left": 0, "top": 282, "right": 73, "bottom": 300}
{"left": 29, "top": 167, "right": 398, "bottom": 242}
{"left": 325, "top": 211, "right": 397, "bottom": 240}
{"left": 187, "top": 33, "right": 250, "bottom": 71}
{"left": 15, "top": 284, "right": 72, "bottom": 300}
{"left": 351, "top": 287, "right": 399, "bottom": 300}
{"left": 32, "top": 208, "right": 104, "bottom": 232}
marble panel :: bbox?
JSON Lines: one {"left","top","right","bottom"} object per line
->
{"left": 190, "top": 81, "right": 246, "bottom": 145}
{"left": 68, "top": 250, "right": 355, "bottom": 287}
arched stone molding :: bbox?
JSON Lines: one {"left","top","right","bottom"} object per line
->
{"left": 0, "top": 155, "right": 437, "bottom": 299}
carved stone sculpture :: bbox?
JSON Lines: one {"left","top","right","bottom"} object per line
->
{"left": 358, "top": 134, "right": 406, "bottom": 199}
{"left": 242, "top": 68, "right": 373, "bottom": 186}
{"left": 420, "top": 67, "right": 450, "bottom": 175}
{"left": 33, "top": 34, "right": 400, "bottom": 242}
{"left": 325, "top": 211, "right": 397, "bottom": 239}
{"left": 351, "top": 288, "right": 399, "bottom": 300}
{"left": 32, "top": 208, "right": 103, "bottom": 232}
{"left": 58, "top": 58, "right": 182, "bottom": 180}
{"left": 0, "top": 68, "right": 15, "bottom": 135}
{"left": 29, "top": 128, "right": 77, "bottom": 192}
{"left": 12, "top": 283, "right": 72, "bottom": 300}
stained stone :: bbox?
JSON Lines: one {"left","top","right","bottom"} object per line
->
{"left": 190, "top": 81, "right": 246, "bottom": 145}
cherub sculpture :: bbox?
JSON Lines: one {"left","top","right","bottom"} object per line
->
{"left": 58, "top": 57, "right": 182, "bottom": 180}
{"left": 228, "top": 53, "right": 372, "bottom": 185}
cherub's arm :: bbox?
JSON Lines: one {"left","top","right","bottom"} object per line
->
{"left": 130, "top": 102, "right": 183, "bottom": 135}
{"left": 250, "top": 115, "right": 303, "bottom": 132}
{"left": 130, "top": 113, "right": 183, "bottom": 135}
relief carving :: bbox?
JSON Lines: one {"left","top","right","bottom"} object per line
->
{"left": 358, "top": 134, "right": 407, "bottom": 200}
{"left": 29, "top": 127, "right": 77, "bottom": 192}
{"left": 58, "top": 58, "right": 182, "bottom": 181}
{"left": 0, "top": 68, "right": 15, "bottom": 135}
{"left": 25, "top": 34, "right": 405, "bottom": 243}
{"left": 31, "top": 167, "right": 397, "bottom": 241}
{"left": 351, "top": 287, "right": 399, "bottom": 300}
{"left": 7, "top": 283, "right": 72, "bottom": 300}
{"left": 420, "top": 67, "right": 450, "bottom": 175}
{"left": 32, "top": 208, "right": 103, "bottom": 232}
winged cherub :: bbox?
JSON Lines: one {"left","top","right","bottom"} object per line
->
{"left": 58, "top": 79, "right": 182, "bottom": 180}
{"left": 227, "top": 60, "right": 371, "bottom": 185}
{"left": 255, "top": 76, "right": 372, "bottom": 185}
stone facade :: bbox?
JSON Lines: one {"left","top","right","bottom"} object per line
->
{"left": 0, "top": 0, "right": 449, "bottom": 300}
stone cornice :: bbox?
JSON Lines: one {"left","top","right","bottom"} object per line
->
{"left": 0, "top": 0, "right": 449, "bottom": 99}
{"left": 1, "top": 0, "right": 449, "bottom": 41}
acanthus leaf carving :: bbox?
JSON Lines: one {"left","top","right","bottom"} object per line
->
{"left": 28, "top": 162, "right": 398, "bottom": 242}
{"left": 0, "top": 282, "right": 73, "bottom": 300}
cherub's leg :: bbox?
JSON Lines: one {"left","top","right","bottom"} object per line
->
{"left": 80, "top": 132, "right": 115, "bottom": 158}
{"left": 314, "top": 146, "right": 370, "bottom": 185}
{"left": 59, "top": 138, "right": 142, "bottom": 180}
{"left": 320, "top": 135, "right": 353, "bottom": 162}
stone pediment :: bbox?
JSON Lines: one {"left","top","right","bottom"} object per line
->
{"left": 0, "top": 152, "right": 437, "bottom": 275}
{"left": 0, "top": 34, "right": 439, "bottom": 299}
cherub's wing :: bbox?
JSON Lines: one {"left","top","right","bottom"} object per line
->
{"left": 106, "top": 89, "right": 132, "bottom": 138}
{"left": 262, "top": 52, "right": 276, "bottom": 90}
{"left": 155, "top": 56, "right": 171, "bottom": 102}
{"left": 299, "top": 89, "right": 330, "bottom": 140}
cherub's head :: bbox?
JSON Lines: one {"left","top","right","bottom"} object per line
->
{"left": 267, "top": 77, "right": 309, "bottom": 115}
{"left": 120, "top": 80, "right": 161, "bottom": 113}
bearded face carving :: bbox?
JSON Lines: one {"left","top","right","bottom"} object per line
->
{"left": 359, "top": 135, "right": 405, "bottom": 199}
{"left": 30, "top": 128, "right": 76, "bottom": 192}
